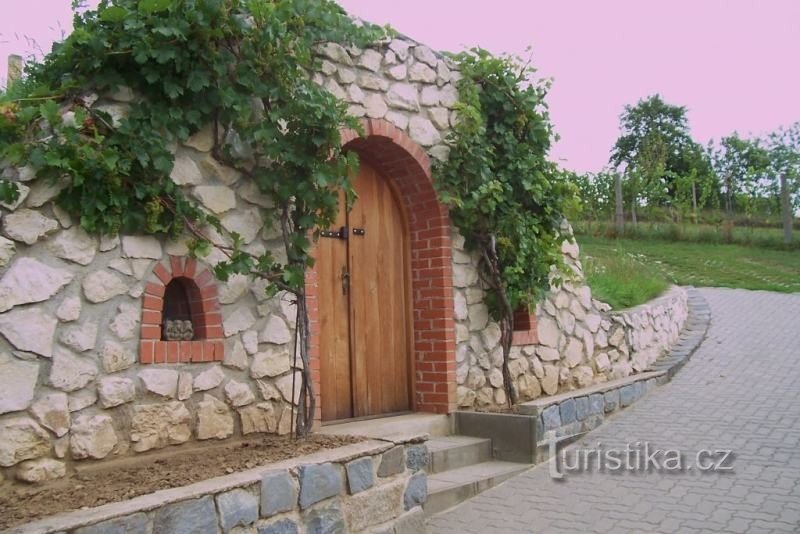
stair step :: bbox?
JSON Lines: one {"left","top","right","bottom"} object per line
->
{"left": 320, "top": 413, "right": 450, "bottom": 441}
{"left": 425, "top": 461, "right": 529, "bottom": 516}
{"left": 426, "top": 436, "right": 492, "bottom": 474}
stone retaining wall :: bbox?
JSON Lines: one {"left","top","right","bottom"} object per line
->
{"left": 454, "top": 230, "right": 690, "bottom": 409}
{"left": 10, "top": 439, "right": 428, "bottom": 534}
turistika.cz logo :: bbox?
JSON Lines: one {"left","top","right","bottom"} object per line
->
{"left": 540, "top": 433, "right": 735, "bottom": 480}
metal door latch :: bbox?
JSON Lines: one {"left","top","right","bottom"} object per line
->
{"left": 352, "top": 228, "right": 365, "bottom": 236}
{"left": 341, "top": 266, "right": 350, "bottom": 295}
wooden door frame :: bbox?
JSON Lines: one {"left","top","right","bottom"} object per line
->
{"left": 307, "top": 119, "right": 457, "bottom": 425}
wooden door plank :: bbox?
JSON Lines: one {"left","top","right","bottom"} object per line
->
{"left": 348, "top": 162, "right": 411, "bottom": 417}
{"left": 318, "top": 189, "right": 352, "bottom": 421}
{"left": 348, "top": 169, "right": 369, "bottom": 417}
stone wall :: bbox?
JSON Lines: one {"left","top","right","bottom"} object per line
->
{"left": 453, "top": 227, "right": 689, "bottom": 409}
{"left": 312, "top": 37, "right": 459, "bottom": 159}
{"left": 0, "top": 148, "right": 301, "bottom": 483}
{"left": 10, "top": 439, "right": 428, "bottom": 534}
{"left": 0, "top": 34, "right": 461, "bottom": 483}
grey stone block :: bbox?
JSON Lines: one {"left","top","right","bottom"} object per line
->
{"left": 541, "top": 404, "right": 562, "bottom": 431}
{"left": 403, "top": 472, "right": 428, "bottom": 511}
{"left": 216, "top": 488, "right": 259, "bottom": 532}
{"left": 154, "top": 496, "right": 218, "bottom": 534}
{"left": 377, "top": 445, "right": 404, "bottom": 477}
{"left": 345, "top": 456, "right": 374, "bottom": 494}
{"left": 588, "top": 393, "right": 604, "bottom": 415}
{"left": 305, "top": 503, "right": 346, "bottom": 534}
{"left": 394, "top": 506, "right": 425, "bottom": 534}
{"left": 619, "top": 384, "right": 636, "bottom": 407}
{"left": 261, "top": 470, "right": 298, "bottom": 517}
{"left": 405, "top": 444, "right": 430, "bottom": 471}
{"left": 603, "top": 389, "right": 619, "bottom": 412}
{"left": 257, "top": 518, "right": 300, "bottom": 534}
{"left": 560, "top": 398, "right": 577, "bottom": 425}
{"left": 575, "top": 396, "right": 589, "bottom": 421}
{"left": 74, "top": 513, "right": 150, "bottom": 534}
{"left": 298, "top": 463, "right": 343, "bottom": 509}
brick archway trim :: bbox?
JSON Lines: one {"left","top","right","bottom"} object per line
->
{"left": 307, "top": 118, "right": 457, "bottom": 420}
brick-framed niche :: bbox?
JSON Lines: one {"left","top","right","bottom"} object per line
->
{"left": 512, "top": 307, "right": 539, "bottom": 346}
{"left": 139, "top": 256, "right": 224, "bottom": 364}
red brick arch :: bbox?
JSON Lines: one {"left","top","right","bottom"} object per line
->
{"left": 139, "top": 256, "right": 224, "bottom": 364}
{"left": 307, "top": 118, "right": 456, "bottom": 421}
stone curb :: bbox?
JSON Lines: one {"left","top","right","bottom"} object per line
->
{"left": 645, "top": 287, "right": 711, "bottom": 379}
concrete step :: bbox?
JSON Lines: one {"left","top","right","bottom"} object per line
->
{"left": 319, "top": 413, "right": 450, "bottom": 441}
{"left": 425, "top": 461, "right": 530, "bottom": 516}
{"left": 426, "top": 436, "right": 492, "bottom": 474}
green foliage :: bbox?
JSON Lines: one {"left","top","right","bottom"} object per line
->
{"left": 435, "top": 48, "right": 578, "bottom": 321}
{"left": 434, "top": 48, "right": 578, "bottom": 406}
{"left": 575, "top": 219, "right": 800, "bottom": 251}
{"left": 0, "top": 0, "right": 385, "bottom": 293}
{"left": 570, "top": 169, "right": 617, "bottom": 221}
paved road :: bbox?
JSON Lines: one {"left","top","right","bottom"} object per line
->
{"left": 428, "top": 288, "right": 800, "bottom": 533}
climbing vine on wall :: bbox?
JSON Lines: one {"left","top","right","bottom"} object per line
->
{"left": 434, "top": 48, "right": 578, "bottom": 407}
{"left": 0, "top": 0, "right": 388, "bottom": 435}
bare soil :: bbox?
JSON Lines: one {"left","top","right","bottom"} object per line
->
{"left": 0, "top": 434, "right": 361, "bottom": 530}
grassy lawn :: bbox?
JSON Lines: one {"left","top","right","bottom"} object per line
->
{"left": 578, "top": 235, "right": 800, "bottom": 309}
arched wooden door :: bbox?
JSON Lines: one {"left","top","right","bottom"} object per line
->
{"left": 318, "top": 161, "right": 413, "bottom": 422}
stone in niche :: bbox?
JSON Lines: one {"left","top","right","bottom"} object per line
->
{"left": 164, "top": 319, "right": 194, "bottom": 341}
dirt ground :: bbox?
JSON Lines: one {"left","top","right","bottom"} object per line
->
{"left": 0, "top": 434, "right": 361, "bottom": 530}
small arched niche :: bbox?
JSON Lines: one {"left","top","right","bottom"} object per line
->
{"left": 162, "top": 277, "right": 198, "bottom": 341}
{"left": 139, "top": 256, "right": 224, "bottom": 364}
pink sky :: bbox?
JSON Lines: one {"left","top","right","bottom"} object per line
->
{"left": 2, "top": 0, "right": 799, "bottom": 172}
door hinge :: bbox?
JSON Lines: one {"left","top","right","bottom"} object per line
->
{"left": 321, "top": 226, "right": 348, "bottom": 239}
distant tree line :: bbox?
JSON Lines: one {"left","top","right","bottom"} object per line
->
{"left": 571, "top": 94, "right": 800, "bottom": 243}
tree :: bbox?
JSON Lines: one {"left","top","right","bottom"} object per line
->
{"left": 610, "top": 94, "right": 694, "bottom": 221}
{"left": 765, "top": 122, "right": 800, "bottom": 243}
{"left": 435, "top": 49, "right": 578, "bottom": 407}
{"left": 708, "top": 134, "right": 770, "bottom": 218}
{"left": 671, "top": 141, "right": 718, "bottom": 221}
{"left": 569, "top": 170, "right": 617, "bottom": 226}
